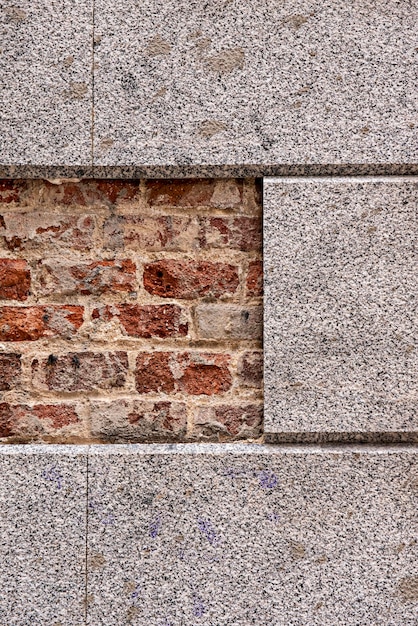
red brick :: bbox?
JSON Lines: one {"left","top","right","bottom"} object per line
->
{"left": 194, "top": 403, "right": 263, "bottom": 439}
{"left": 13, "top": 179, "right": 141, "bottom": 207}
{"left": 199, "top": 217, "right": 261, "bottom": 251}
{"left": 32, "top": 351, "right": 128, "bottom": 391}
{"left": 238, "top": 351, "right": 263, "bottom": 387}
{"left": 92, "top": 180, "right": 140, "bottom": 205}
{"left": 117, "top": 304, "right": 188, "bottom": 338}
{"left": 0, "top": 259, "right": 31, "bottom": 300}
{"left": 0, "top": 402, "right": 80, "bottom": 438}
{"left": 36, "top": 259, "right": 137, "bottom": 296}
{"left": 0, "top": 212, "right": 95, "bottom": 252}
{"left": 104, "top": 215, "right": 199, "bottom": 252}
{"left": 31, "top": 404, "right": 80, "bottom": 428}
{"left": 91, "top": 305, "right": 114, "bottom": 322}
{"left": 246, "top": 260, "right": 263, "bottom": 297}
{"left": 135, "top": 352, "right": 174, "bottom": 394}
{"left": 90, "top": 400, "right": 187, "bottom": 441}
{"left": 0, "top": 403, "right": 14, "bottom": 437}
{"left": 135, "top": 352, "right": 232, "bottom": 395}
{"left": 143, "top": 260, "right": 239, "bottom": 299}
{"left": 0, "top": 353, "right": 21, "bottom": 390}
{"left": 145, "top": 179, "right": 243, "bottom": 208}
{"left": 0, "top": 305, "right": 84, "bottom": 341}
{"left": 50, "top": 180, "right": 139, "bottom": 206}
{"left": 0, "top": 180, "right": 29, "bottom": 204}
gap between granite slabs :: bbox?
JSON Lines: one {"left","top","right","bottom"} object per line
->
{"left": 264, "top": 176, "right": 418, "bottom": 443}
{"left": 0, "top": 445, "right": 88, "bottom": 626}
{"left": 0, "top": 0, "right": 94, "bottom": 171}
{"left": 85, "top": 443, "right": 418, "bottom": 626}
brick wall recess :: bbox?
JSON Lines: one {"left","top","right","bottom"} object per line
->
{"left": 0, "top": 178, "right": 263, "bottom": 443}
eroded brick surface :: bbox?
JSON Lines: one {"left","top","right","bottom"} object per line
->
{"left": 0, "top": 402, "right": 81, "bottom": 439}
{"left": 0, "top": 353, "right": 21, "bottom": 390}
{"left": 135, "top": 352, "right": 232, "bottom": 395}
{"left": 193, "top": 403, "right": 263, "bottom": 440}
{"left": 35, "top": 259, "right": 136, "bottom": 297}
{"left": 0, "top": 306, "right": 84, "bottom": 341}
{"left": 144, "top": 260, "right": 239, "bottom": 299}
{"left": 90, "top": 400, "right": 187, "bottom": 441}
{"left": 247, "top": 260, "right": 263, "bottom": 297}
{"left": 0, "top": 259, "right": 31, "bottom": 300}
{"left": 32, "top": 352, "right": 128, "bottom": 391}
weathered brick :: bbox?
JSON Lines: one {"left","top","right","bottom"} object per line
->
{"left": 246, "top": 260, "right": 263, "bottom": 297}
{"left": 199, "top": 217, "right": 261, "bottom": 251}
{"left": 0, "top": 353, "right": 21, "bottom": 390}
{"left": 196, "top": 304, "right": 262, "bottom": 340}
{"left": 193, "top": 404, "right": 263, "bottom": 439}
{"left": 0, "top": 402, "right": 80, "bottom": 438}
{"left": 0, "top": 212, "right": 95, "bottom": 253}
{"left": 135, "top": 352, "right": 232, "bottom": 395}
{"left": 0, "top": 259, "right": 30, "bottom": 300}
{"left": 0, "top": 180, "right": 28, "bottom": 204}
{"left": 32, "top": 351, "right": 128, "bottom": 391}
{"left": 104, "top": 215, "right": 200, "bottom": 252}
{"left": 36, "top": 259, "right": 137, "bottom": 297}
{"left": 0, "top": 306, "right": 84, "bottom": 341}
{"left": 143, "top": 260, "right": 239, "bottom": 299}
{"left": 6, "top": 179, "right": 140, "bottom": 208}
{"left": 43, "top": 180, "right": 139, "bottom": 206}
{"left": 117, "top": 304, "right": 188, "bottom": 338}
{"left": 90, "top": 400, "right": 187, "bottom": 441}
{"left": 91, "top": 304, "right": 188, "bottom": 338}
{"left": 145, "top": 179, "right": 243, "bottom": 208}
{"left": 238, "top": 351, "right": 263, "bottom": 387}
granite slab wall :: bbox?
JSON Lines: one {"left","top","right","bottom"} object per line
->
{"left": 0, "top": 0, "right": 93, "bottom": 170}
{"left": 0, "top": 445, "right": 417, "bottom": 624}
{"left": 0, "top": 446, "right": 87, "bottom": 626}
{"left": 1, "top": 0, "right": 417, "bottom": 177}
{"left": 87, "top": 445, "right": 418, "bottom": 625}
{"left": 264, "top": 176, "right": 418, "bottom": 442}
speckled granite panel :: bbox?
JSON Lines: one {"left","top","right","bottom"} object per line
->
{"left": 0, "top": 446, "right": 87, "bottom": 625}
{"left": 0, "top": 1, "right": 92, "bottom": 166}
{"left": 264, "top": 177, "right": 418, "bottom": 438}
{"left": 86, "top": 444, "right": 418, "bottom": 625}
{"left": 93, "top": 0, "right": 417, "bottom": 169}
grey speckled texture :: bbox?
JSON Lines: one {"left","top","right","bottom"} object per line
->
{"left": 92, "top": 0, "right": 417, "bottom": 172}
{"left": 0, "top": 0, "right": 92, "bottom": 167}
{"left": 87, "top": 444, "right": 418, "bottom": 626}
{"left": 0, "top": 446, "right": 87, "bottom": 626}
{"left": 264, "top": 177, "right": 418, "bottom": 440}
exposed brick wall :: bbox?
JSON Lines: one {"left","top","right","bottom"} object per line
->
{"left": 0, "top": 178, "right": 263, "bottom": 443}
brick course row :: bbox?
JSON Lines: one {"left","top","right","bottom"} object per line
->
{"left": 0, "top": 258, "right": 260, "bottom": 300}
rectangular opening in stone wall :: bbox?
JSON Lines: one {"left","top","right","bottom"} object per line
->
{"left": 0, "top": 178, "right": 263, "bottom": 444}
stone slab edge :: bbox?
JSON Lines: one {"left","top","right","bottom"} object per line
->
{"left": 0, "top": 164, "right": 417, "bottom": 180}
